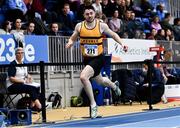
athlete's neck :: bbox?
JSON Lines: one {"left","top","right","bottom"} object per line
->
{"left": 85, "top": 19, "right": 96, "bottom": 29}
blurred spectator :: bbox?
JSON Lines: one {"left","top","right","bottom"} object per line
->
{"left": 147, "top": 28, "right": 157, "bottom": 40}
{"left": 95, "top": 12, "right": 103, "bottom": 22}
{"left": 101, "top": 0, "right": 113, "bottom": 17}
{"left": 122, "top": 32, "right": 129, "bottom": 38}
{"left": 55, "top": 0, "right": 80, "bottom": 15}
{"left": 127, "top": 11, "right": 145, "bottom": 38}
{"left": 77, "top": 0, "right": 93, "bottom": 21}
{"left": 48, "top": 22, "right": 63, "bottom": 36}
{"left": 10, "top": 19, "right": 25, "bottom": 47}
{"left": 158, "top": 49, "right": 180, "bottom": 85}
{"left": 139, "top": 0, "right": 154, "bottom": 18}
{"left": 173, "top": 18, "right": 180, "bottom": 41}
{"left": 0, "top": 20, "right": 12, "bottom": 34}
{"left": 134, "top": 30, "right": 146, "bottom": 39}
{"left": 151, "top": 15, "right": 162, "bottom": 31}
{"left": 152, "top": 49, "right": 169, "bottom": 104}
{"left": 24, "top": 0, "right": 44, "bottom": 21}
{"left": 58, "top": 3, "right": 75, "bottom": 36}
{"left": 165, "top": 28, "right": 174, "bottom": 41}
{"left": 24, "top": 22, "right": 35, "bottom": 35}
{"left": 121, "top": 10, "right": 132, "bottom": 37}
{"left": 108, "top": 10, "right": 123, "bottom": 36}
{"left": 101, "top": 13, "right": 109, "bottom": 23}
{"left": 122, "top": 9, "right": 131, "bottom": 21}
{"left": 92, "top": 0, "right": 102, "bottom": 14}
{"left": 24, "top": 0, "right": 57, "bottom": 24}
{"left": 155, "top": 3, "right": 166, "bottom": 21}
{"left": 140, "top": 32, "right": 146, "bottom": 39}
{"left": 160, "top": 13, "right": 174, "bottom": 31}
{"left": 155, "top": 29, "right": 166, "bottom": 40}
{"left": 10, "top": 18, "right": 24, "bottom": 34}
{"left": 5, "top": 0, "right": 27, "bottom": 22}
{"left": 111, "top": 0, "right": 127, "bottom": 19}
{"left": 68, "top": 0, "right": 81, "bottom": 14}
{"left": 125, "top": 0, "right": 134, "bottom": 11}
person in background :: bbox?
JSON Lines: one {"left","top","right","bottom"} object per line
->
{"left": 7, "top": 47, "right": 42, "bottom": 111}
{"left": 92, "top": 0, "right": 102, "bottom": 14}
{"left": 150, "top": 15, "right": 162, "bottom": 31}
{"left": 77, "top": 0, "right": 93, "bottom": 21}
{"left": 147, "top": 28, "right": 157, "bottom": 40}
{"left": 139, "top": 0, "right": 154, "bottom": 17}
{"left": 101, "top": 0, "right": 113, "bottom": 17}
{"left": 66, "top": 6, "right": 128, "bottom": 119}
{"left": 160, "top": 13, "right": 174, "bottom": 31}
{"left": 155, "top": 3, "right": 166, "bottom": 21}
{"left": 108, "top": 9, "right": 123, "bottom": 36}
{"left": 0, "top": 20, "right": 12, "bottom": 34}
{"left": 155, "top": 29, "right": 166, "bottom": 40}
{"left": 58, "top": 3, "right": 75, "bottom": 36}
{"left": 136, "top": 59, "right": 165, "bottom": 104}
{"left": 24, "top": 22, "right": 35, "bottom": 35}
{"left": 48, "top": 22, "right": 62, "bottom": 36}
{"left": 173, "top": 18, "right": 180, "bottom": 41}
{"left": 10, "top": 18, "right": 24, "bottom": 34}
{"left": 165, "top": 28, "right": 174, "bottom": 41}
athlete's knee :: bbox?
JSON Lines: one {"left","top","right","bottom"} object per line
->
{"left": 80, "top": 73, "right": 88, "bottom": 83}
{"left": 96, "top": 77, "right": 106, "bottom": 85}
{"left": 102, "top": 77, "right": 110, "bottom": 85}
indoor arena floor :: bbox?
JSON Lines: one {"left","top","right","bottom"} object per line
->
{"left": 28, "top": 101, "right": 180, "bottom": 128}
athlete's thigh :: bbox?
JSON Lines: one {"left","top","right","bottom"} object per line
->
{"left": 81, "top": 65, "right": 94, "bottom": 79}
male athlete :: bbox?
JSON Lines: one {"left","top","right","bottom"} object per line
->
{"left": 66, "top": 6, "right": 128, "bottom": 118}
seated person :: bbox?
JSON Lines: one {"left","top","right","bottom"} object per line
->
{"left": 153, "top": 49, "right": 180, "bottom": 85}
{"left": 134, "top": 60, "right": 165, "bottom": 104}
{"left": 7, "top": 47, "right": 41, "bottom": 111}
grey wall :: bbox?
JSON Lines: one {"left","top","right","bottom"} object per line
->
{"left": 32, "top": 72, "right": 83, "bottom": 108}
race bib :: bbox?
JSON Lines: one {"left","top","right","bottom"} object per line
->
{"left": 84, "top": 45, "right": 98, "bottom": 56}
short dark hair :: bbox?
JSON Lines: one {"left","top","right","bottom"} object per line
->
{"left": 83, "top": 5, "right": 95, "bottom": 12}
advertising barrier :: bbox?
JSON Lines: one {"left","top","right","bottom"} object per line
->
{"left": 107, "top": 39, "right": 157, "bottom": 62}
{"left": 0, "top": 35, "right": 48, "bottom": 64}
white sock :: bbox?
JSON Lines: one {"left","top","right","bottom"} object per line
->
{"left": 91, "top": 103, "right": 96, "bottom": 108}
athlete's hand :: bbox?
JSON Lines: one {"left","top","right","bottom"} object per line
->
{"left": 66, "top": 40, "right": 73, "bottom": 49}
{"left": 123, "top": 45, "right": 128, "bottom": 52}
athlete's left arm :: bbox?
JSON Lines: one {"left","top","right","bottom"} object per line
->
{"left": 101, "top": 23, "right": 124, "bottom": 46}
{"left": 66, "top": 23, "right": 80, "bottom": 49}
{"left": 101, "top": 23, "right": 128, "bottom": 52}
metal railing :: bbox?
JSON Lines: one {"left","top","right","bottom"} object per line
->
{"left": 47, "top": 37, "right": 180, "bottom": 71}
{"left": 168, "top": 0, "right": 180, "bottom": 18}
{"left": 28, "top": 36, "right": 180, "bottom": 73}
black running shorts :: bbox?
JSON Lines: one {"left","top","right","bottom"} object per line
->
{"left": 83, "top": 54, "right": 105, "bottom": 77}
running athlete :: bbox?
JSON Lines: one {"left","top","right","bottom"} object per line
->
{"left": 66, "top": 6, "right": 128, "bottom": 119}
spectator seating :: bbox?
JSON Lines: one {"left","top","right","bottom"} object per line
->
{"left": 0, "top": 73, "right": 25, "bottom": 108}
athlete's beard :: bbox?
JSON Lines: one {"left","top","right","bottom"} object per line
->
{"left": 86, "top": 17, "right": 95, "bottom": 23}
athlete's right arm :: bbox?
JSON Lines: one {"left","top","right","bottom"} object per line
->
{"left": 66, "top": 23, "right": 81, "bottom": 49}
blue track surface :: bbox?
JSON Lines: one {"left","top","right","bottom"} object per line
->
{"left": 34, "top": 107, "right": 180, "bottom": 128}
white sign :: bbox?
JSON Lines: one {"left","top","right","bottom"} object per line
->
{"left": 107, "top": 39, "right": 157, "bottom": 62}
{"left": 165, "top": 84, "right": 180, "bottom": 98}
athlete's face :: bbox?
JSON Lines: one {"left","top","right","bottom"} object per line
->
{"left": 84, "top": 9, "right": 95, "bottom": 23}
